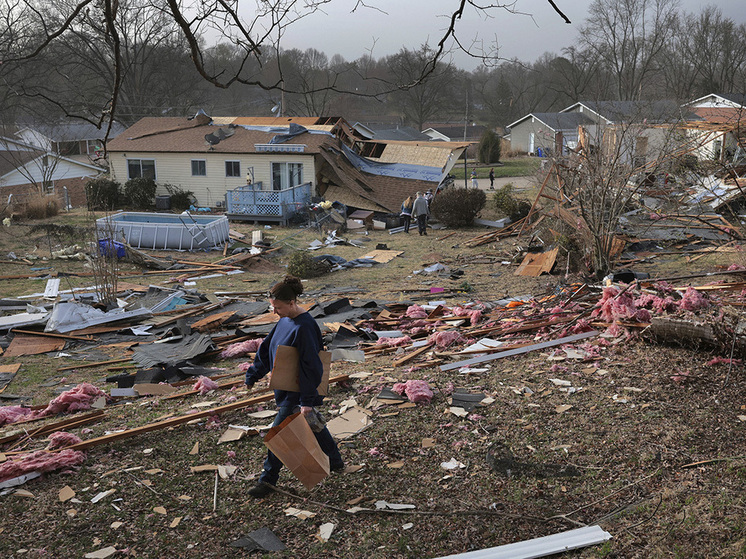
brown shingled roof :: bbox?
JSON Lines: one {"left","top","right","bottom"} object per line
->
{"left": 107, "top": 117, "right": 333, "bottom": 154}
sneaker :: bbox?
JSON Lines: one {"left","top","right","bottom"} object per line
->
{"left": 330, "top": 462, "right": 346, "bottom": 472}
{"left": 247, "top": 481, "right": 275, "bottom": 498}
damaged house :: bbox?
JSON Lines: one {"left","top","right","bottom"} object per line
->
{"left": 107, "top": 113, "right": 468, "bottom": 221}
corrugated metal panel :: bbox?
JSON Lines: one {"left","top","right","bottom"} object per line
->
{"left": 431, "top": 526, "right": 612, "bottom": 559}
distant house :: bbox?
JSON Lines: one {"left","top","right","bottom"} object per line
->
{"left": 0, "top": 136, "right": 104, "bottom": 209}
{"left": 16, "top": 120, "right": 125, "bottom": 162}
{"left": 683, "top": 94, "right": 746, "bottom": 163}
{"left": 422, "top": 123, "right": 487, "bottom": 143}
{"left": 507, "top": 112, "right": 596, "bottom": 156}
{"left": 351, "top": 123, "right": 430, "bottom": 142}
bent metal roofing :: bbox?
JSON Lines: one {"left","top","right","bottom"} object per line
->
{"left": 107, "top": 117, "right": 333, "bottom": 155}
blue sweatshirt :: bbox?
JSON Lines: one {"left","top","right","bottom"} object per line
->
{"left": 244, "top": 311, "right": 325, "bottom": 408}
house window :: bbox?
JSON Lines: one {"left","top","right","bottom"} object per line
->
{"left": 127, "top": 159, "right": 156, "bottom": 180}
{"left": 271, "top": 162, "right": 303, "bottom": 191}
{"left": 192, "top": 160, "right": 207, "bottom": 176}
{"left": 225, "top": 160, "right": 241, "bottom": 177}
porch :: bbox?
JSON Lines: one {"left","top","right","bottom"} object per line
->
{"left": 224, "top": 182, "right": 313, "bottom": 225}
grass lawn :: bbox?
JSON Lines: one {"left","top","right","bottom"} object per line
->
{"left": 452, "top": 156, "right": 541, "bottom": 180}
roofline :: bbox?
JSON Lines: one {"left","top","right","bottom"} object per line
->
{"left": 686, "top": 93, "right": 745, "bottom": 108}
{"left": 560, "top": 102, "right": 613, "bottom": 124}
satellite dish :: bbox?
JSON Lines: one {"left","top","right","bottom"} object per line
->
{"left": 204, "top": 133, "right": 220, "bottom": 145}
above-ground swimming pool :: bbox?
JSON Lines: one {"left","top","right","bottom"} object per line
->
{"left": 97, "top": 211, "right": 230, "bottom": 250}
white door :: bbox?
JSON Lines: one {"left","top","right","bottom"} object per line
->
{"left": 529, "top": 132, "right": 535, "bottom": 155}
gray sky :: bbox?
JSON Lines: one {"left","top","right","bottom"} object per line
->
{"left": 255, "top": 0, "right": 746, "bottom": 69}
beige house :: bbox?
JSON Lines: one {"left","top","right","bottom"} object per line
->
{"left": 107, "top": 114, "right": 337, "bottom": 208}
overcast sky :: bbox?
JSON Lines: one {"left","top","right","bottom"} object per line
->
{"left": 253, "top": 0, "right": 746, "bottom": 69}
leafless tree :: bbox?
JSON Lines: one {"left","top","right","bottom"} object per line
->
{"left": 579, "top": 0, "right": 679, "bottom": 101}
{"left": 552, "top": 109, "right": 685, "bottom": 276}
{"left": 0, "top": 0, "right": 572, "bottom": 134}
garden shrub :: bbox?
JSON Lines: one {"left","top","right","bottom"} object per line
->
{"left": 430, "top": 187, "right": 486, "bottom": 227}
{"left": 478, "top": 129, "right": 502, "bottom": 164}
{"left": 123, "top": 177, "right": 157, "bottom": 209}
{"left": 85, "top": 177, "right": 120, "bottom": 210}
{"left": 164, "top": 184, "right": 195, "bottom": 211}
{"left": 492, "top": 184, "right": 531, "bottom": 222}
{"left": 286, "top": 250, "right": 331, "bottom": 278}
{"left": 24, "top": 193, "right": 59, "bottom": 219}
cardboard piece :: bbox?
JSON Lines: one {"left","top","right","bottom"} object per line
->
{"left": 326, "top": 407, "right": 373, "bottom": 440}
{"left": 133, "top": 383, "right": 177, "bottom": 396}
{"left": 269, "top": 345, "right": 331, "bottom": 396}
{"left": 263, "top": 412, "right": 330, "bottom": 489}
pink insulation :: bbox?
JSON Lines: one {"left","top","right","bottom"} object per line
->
{"left": 594, "top": 287, "right": 651, "bottom": 323}
{"left": 428, "top": 330, "right": 469, "bottom": 348}
{"left": 405, "top": 305, "right": 428, "bottom": 319}
{"left": 392, "top": 380, "right": 434, "bottom": 404}
{"left": 679, "top": 287, "right": 709, "bottom": 312}
{"left": 0, "top": 449, "right": 86, "bottom": 483}
{"left": 450, "top": 306, "right": 483, "bottom": 326}
{"left": 219, "top": 337, "right": 264, "bottom": 359}
{"left": 0, "top": 406, "right": 33, "bottom": 427}
{"left": 237, "top": 361, "right": 252, "bottom": 372}
{"left": 706, "top": 356, "right": 742, "bottom": 366}
{"left": 42, "top": 383, "right": 106, "bottom": 416}
{"left": 376, "top": 336, "right": 413, "bottom": 347}
{"left": 47, "top": 431, "right": 83, "bottom": 450}
{"left": 728, "top": 263, "right": 746, "bottom": 271}
{"left": 194, "top": 376, "right": 219, "bottom": 395}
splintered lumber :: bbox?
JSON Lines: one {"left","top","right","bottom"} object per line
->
{"left": 440, "top": 331, "right": 600, "bottom": 371}
{"left": 514, "top": 248, "right": 559, "bottom": 277}
{"left": 62, "top": 375, "right": 350, "bottom": 452}
{"left": 11, "top": 329, "right": 93, "bottom": 342}
{"left": 0, "top": 410, "right": 106, "bottom": 446}
{"left": 57, "top": 357, "right": 133, "bottom": 372}
{"left": 393, "top": 342, "right": 434, "bottom": 367}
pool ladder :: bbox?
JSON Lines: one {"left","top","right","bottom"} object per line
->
{"left": 179, "top": 211, "right": 210, "bottom": 249}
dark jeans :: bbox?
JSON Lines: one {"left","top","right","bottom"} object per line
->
{"left": 402, "top": 214, "right": 411, "bottom": 232}
{"left": 417, "top": 215, "right": 428, "bottom": 235}
{"left": 259, "top": 405, "right": 343, "bottom": 485}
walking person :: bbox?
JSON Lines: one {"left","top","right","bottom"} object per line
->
{"left": 489, "top": 168, "right": 495, "bottom": 189}
{"left": 400, "top": 195, "right": 413, "bottom": 233}
{"left": 244, "top": 275, "right": 344, "bottom": 498}
{"left": 471, "top": 169, "right": 478, "bottom": 188}
{"left": 412, "top": 191, "right": 430, "bottom": 236}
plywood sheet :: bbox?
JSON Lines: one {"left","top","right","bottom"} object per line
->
{"left": 361, "top": 250, "right": 403, "bottom": 263}
{"left": 5, "top": 335, "right": 65, "bottom": 357}
{"left": 514, "top": 248, "right": 559, "bottom": 277}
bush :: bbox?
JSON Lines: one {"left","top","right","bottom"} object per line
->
{"left": 492, "top": 184, "right": 531, "bottom": 222}
{"left": 478, "top": 129, "right": 502, "bottom": 164}
{"left": 430, "top": 187, "right": 487, "bottom": 227}
{"left": 286, "top": 250, "right": 331, "bottom": 278}
{"left": 164, "top": 184, "right": 195, "bottom": 211}
{"left": 24, "top": 194, "right": 59, "bottom": 219}
{"left": 123, "top": 177, "right": 157, "bottom": 209}
{"left": 85, "top": 177, "right": 120, "bottom": 210}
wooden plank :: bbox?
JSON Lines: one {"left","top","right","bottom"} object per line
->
{"left": 57, "top": 357, "right": 133, "bottom": 372}
{"left": 12, "top": 329, "right": 93, "bottom": 342}
{"left": 62, "top": 375, "right": 350, "bottom": 452}
{"left": 393, "top": 343, "right": 433, "bottom": 367}
{"left": 440, "top": 331, "right": 600, "bottom": 371}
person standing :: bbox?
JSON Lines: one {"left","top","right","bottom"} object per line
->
{"left": 424, "top": 189, "right": 434, "bottom": 208}
{"left": 489, "top": 168, "right": 495, "bottom": 189}
{"left": 244, "top": 275, "right": 344, "bottom": 498}
{"left": 400, "top": 196, "right": 413, "bottom": 233}
{"left": 471, "top": 169, "right": 478, "bottom": 188}
{"left": 412, "top": 191, "right": 430, "bottom": 236}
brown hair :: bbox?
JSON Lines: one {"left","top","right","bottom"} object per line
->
{"left": 269, "top": 275, "right": 304, "bottom": 301}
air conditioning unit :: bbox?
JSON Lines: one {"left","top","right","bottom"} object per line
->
{"left": 215, "top": 200, "right": 224, "bottom": 208}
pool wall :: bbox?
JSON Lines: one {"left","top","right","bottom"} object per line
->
{"left": 96, "top": 211, "right": 230, "bottom": 250}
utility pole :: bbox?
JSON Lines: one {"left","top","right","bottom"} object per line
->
{"left": 464, "top": 89, "right": 469, "bottom": 188}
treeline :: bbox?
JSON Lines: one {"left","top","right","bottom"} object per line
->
{"left": 2, "top": 0, "right": 745, "bottom": 131}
